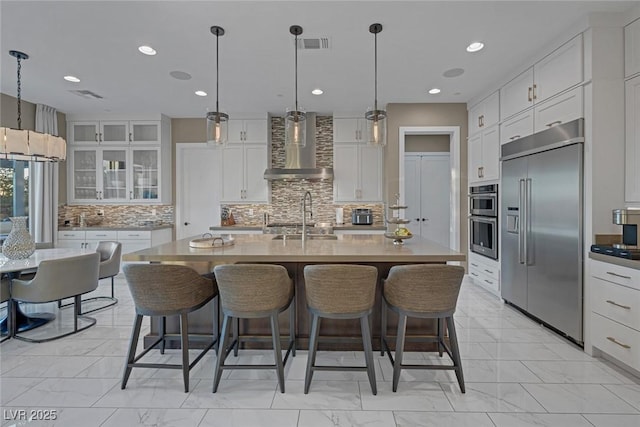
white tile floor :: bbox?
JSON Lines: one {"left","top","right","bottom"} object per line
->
{"left": 1, "top": 275, "right": 640, "bottom": 426}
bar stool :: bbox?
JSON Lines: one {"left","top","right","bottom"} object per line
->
{"left": 303, "top": 264, "right": 378, "bottom": 395}
{"left": 121, "top": 264, "right": 218, "bottom": 393}
{"left": 381, "top": 264, "right": 465, "bottom": 392}
{"left": 212, "top": 264, "right": 295, "bottom": 393}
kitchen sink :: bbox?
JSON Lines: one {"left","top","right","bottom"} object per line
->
{"left": 272, "top": 234, "right": 337, "bottom": 240}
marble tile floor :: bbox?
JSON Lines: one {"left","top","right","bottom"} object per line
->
{"left": 1, "top": 275, "right": 640, "bottom": 427}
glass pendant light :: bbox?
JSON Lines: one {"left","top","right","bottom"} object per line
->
{"left": 206, "top": 25, "right": 229, "bottom": 145}
{"left": 365, "top": 23, "right": 387, "bottom": 146}
{"left": 285, "top": 25, "right": 306, "bottom": 147}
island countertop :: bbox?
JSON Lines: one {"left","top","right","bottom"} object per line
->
{"left": 122, "top": 233, "right": 465, "bottom": 263}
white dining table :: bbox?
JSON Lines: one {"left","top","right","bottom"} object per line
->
{"left": 1, "top": 247, "right": 92, "bottom": 336}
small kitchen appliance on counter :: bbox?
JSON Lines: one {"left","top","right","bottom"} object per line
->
{"left": 590, "top": 208, "right": 640, "bottom": 260}
{"left": 351, "top": 208, "right": 373, "bottom": 225}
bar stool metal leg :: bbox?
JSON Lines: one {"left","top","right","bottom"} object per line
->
{"left": 304, "top": 313, "right": 321, "bottom": 394}
{"left": 122, "top": 314, "right": 143, "bottom": 389}
{"left": 380, "top": 299, "right": 387, "bottom": 356}
{"left": 213, "top": 314, "right": 232, "bottom": 393}
{"left": 180, "top": 313, "right": 190, "bottom": 393}
{"left": 446, "top": 316, "right": 465, "bottom": 393}
{"left": 360, "top": 315, "right": 377, "bottom": 395}
{"left": 393, "top": 313, "right": 408, "bottom": 392}
{"left": 271, "top": 313, "right": 285, "bottom": 393}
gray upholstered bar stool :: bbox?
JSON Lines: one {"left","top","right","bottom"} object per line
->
{"left": 212, "top": 264, "right": 295, "bottom": 393}
{"left": 381, "top": 264, "right": 466, "bottom": 393}
{"left": 303, "top": 264, "right": 378, "bottom": 395}
{"left": 121, "top": 264, "right": 218, "bottom": 393}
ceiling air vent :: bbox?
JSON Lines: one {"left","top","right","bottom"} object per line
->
{"left": 296, "top": 37, "right": 330, "bottom": 50}
{"left": 69, "top": 89, "right": 104, "bottom": 99}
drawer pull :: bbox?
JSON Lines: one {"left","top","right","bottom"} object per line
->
{"left": 484, "top": 269, "right": 494, "bottom": 274}
{"left": 471, "top": 263, "right": 479, "bottom": 267}
{"left": 484, "top": 279, "right": 494, "bottom": 285}
{"left": 546, "top": 120, "right": 562, "bottom": 128}
{"left": 509, "top": 135, "right": 521, "bottom": 141}
{"left": 128, "top": 234, "right": 140, "bottom": 237}
{"left": 471, "top": 272, "right": 479, "bottom": 277}
{"left": 606, "top": 300, "right": 631, "bottom": 310}
{"left": 606, "top": 271, "right": 632, "bottom": 280}
{"left": 606, "top": 336, "right": 631, "bottom": 349}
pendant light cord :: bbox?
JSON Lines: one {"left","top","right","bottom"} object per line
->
{"left": 215, "top": 31, "right": 220, "bottom": 115}
{"left": 374, "top": 30, "right": 378, "bottom": 112}
{"left": 294, "top": 33, "right": 299, "bottom": 113}
{"left": 16, "top": 55, "right": 22, "bottom": 130}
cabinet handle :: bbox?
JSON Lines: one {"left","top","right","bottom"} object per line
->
{"left": 96, "top": 191, "right": 100, "bottom": 200}
{"left": 99, "top": 133, "right": 102, "bottom": 142}
{"left": 129, "top": 132, "right": 133, "bottom": 142}
{"left": 95, "top": 133, "right": 99, "bottom": 142}
{"left": 606, "top": 271, "right": 632, "bottom": 280}
{"left": 532, "top": 84, "right": 537, "bottom": 100}
{"left": 128, "top": 234, "right": 140, "bottom": 237}
{"left": 606, "top": 336, "right": 631, "bottom": 349}
{"left": 471, "top": 263, "right": 479, "bottom": 267}
{"left": 484, "top": 279, "right": 494, "bottom": 285}
{"left": 606, "top": 300, "right": 631, "bottom": 310}
{"left": 484, "top": 269, "right": 494, "bottom": 274}
{"left": 528, "top": 87, "right": 533, "bottom": 102}
{"left": 478, "top": 167, "right": 482, "bottom": 178}
{"left": 510, "top": 135, "right": 521, "bottom": 140}
{"left": 471, "top": 272, "right": 479, "bottom": 277}
{"left": 545, "top": 120, "right": 562, "bottom": 128}
{"left": 481, "top": 115, "right": 484, "bottom": 127}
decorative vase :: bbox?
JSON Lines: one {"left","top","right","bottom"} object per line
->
{"left": 1, "top": 216, "right": 35, "bottom": 259}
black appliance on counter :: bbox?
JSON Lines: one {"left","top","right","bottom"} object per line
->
{"left": 351, "top": 208, "right": 373, "bottom": 225}
{"left": 590, "top": 208, "right": 640, "bottom": 260}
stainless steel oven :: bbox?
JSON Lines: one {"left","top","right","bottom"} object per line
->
{"left": 469, "top": 184, "right": 498, "bottom": 216}
{"left": 470, "top": 215, "right": 498, "bottom": 259}
{"left": 469, "top": 184, "right": 498, "bottom": 260}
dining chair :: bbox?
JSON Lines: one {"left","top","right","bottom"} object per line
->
{"left": 10, "top": 252, "right": 101, "bottom": 343}
{"left": 80, "top": 241, "right": 121, "bottom": 314}
{"left": 381, "top": 264, "right": 466, "bottom": 392}
{"left": 0, "top": 275, "right": 10, "bottom": 343}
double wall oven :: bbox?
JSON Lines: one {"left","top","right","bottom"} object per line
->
{"left": 469, "top": 184, "right": 498, "bottom": 260}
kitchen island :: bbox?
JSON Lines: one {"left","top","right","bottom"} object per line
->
{"left": 123, "top": 233, "right": 465, "bottom": 350}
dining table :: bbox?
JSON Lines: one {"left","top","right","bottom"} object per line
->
{"left": 0, "top": 247, "right": 92, "bottom": 336}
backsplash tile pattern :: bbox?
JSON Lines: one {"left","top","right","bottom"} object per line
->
{"left": 59, "top": 204, "right": 174, "bottom": 227}
{"left": 224, "top": 115, "right": 384, "bottom": 226}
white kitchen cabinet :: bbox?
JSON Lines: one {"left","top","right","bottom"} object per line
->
{"left": 499, "top": 87, "right": 583, "bottom": 145}
{"left": 333, "top": 117, "right": 366, "bottom": 142}
{"left": 590, "top": 259, "right": 640, "bottom": 372}
{"left": 626, "top": 75, "right": 640, "bottom": 202}
{"left": 468, "top": 125, "right": 499, "bottom": 183}
{"left": 468, "top": 91, "right": 499, "bottom": 135}
{"left": 625, "top": 18, "right": 640, "bottom": 78}
{"left": 333, "top": 143, "right": 383, "bottom": 202}
{"left": 67, "top": 115, "right": 171, "bottom": 204}
{"left": 500, "top": 34, "right": 583, "bottom": 120}
{"left": 69, "top": 120, "right": 160, "bottom": 145}
{"left": 57, "top": 230, "right": 118, "bottom": 249}
{"left": 227, "top": 118, "right": 268, "bottom": 144}
{"left": 221, "top": 143, "right": 268, "bottom": 203}
{"left": 468, "top": 252, "right": 500, "bottom": 296}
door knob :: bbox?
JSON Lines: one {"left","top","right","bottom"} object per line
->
{"left": 184, "top": 222, "right": 190, "bottom": 226}
{"left": 415, "top": 218, "right": 420, "bottom": 222}
{"left": 421, "top": 218, "right": 426, "bottom": 221}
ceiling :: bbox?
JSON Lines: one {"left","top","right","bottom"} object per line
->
{"left": 1, "top": 1, "right": 637, "bottom": 118}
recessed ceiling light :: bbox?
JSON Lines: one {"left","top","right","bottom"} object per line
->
{"left": 311, "top": 88, "right": 323, "bottom": 95}
{"left": 64, "top": 75, "right": 80, "bottom": 83}
{"left": 428, "top": 88, "right": 441, "bottom": 94}
{"left": 195, "top": 90, "right": 207, "bottom": 97}
{"left": 443, "top": 68, "right": 465, "bottom": 78}
{"left": 138, "top": 45, "right": 157, "bottom": 56}
{"left": 466, "top": 42, "right": 484, "bottom": 53}
{"left": 169, "top": 70, "right": 191, "bottom": 80}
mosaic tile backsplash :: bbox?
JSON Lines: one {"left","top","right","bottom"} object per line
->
{"left": 59, "top": 204, "right": 174, "bottom": 227}
{"left": 224, "top": 116, "right": 384, "bottom": 226}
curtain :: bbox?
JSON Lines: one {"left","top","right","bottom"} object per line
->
{"left": 29, "top": 104, "right": 59, "bottom": 244}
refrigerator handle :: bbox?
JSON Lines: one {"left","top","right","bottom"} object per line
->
{"left": 525, "top": 178, "right": 532, "bottom": 265}
{"left": 519, "top": 179, "right": 526, "bottom": 264}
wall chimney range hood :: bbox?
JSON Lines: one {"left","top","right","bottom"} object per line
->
{"left": 264, "top": 113, "right": 334, "bottom": 181}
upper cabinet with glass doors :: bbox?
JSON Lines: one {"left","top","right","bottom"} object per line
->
{"left": 66, "top": 114, "right": 171, "bottom": 204}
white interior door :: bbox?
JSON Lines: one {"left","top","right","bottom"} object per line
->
{"left": 404, "top": 153, "right": 450, "bottom": 246}
{"left": 420, "top": 155, "right": 451, "bottom": 247}
{"left": 176, "top": 144, "right": 222, "bottom": 240}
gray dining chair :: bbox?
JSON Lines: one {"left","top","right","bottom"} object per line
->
{"left": 81, "top": 241, "right": 121, "bottom": 314}
{"left": 0, "top": 275, "right": 10, "bottom": 343}
{"left": 11, "top": 252, "right": 101, "bottom": 343}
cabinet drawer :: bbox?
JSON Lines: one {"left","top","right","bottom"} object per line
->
{"left": 86, "top": 230, "right": 118, "bottom": 240}
{"left": 592, "top": 313, "right": 640, "bottom": 370}
{"left": 468, "top": 253, "right": 500, "bottom": 281}
{"left": 58, "top": 231, "right": 85, "bottom": 240}
{"left": 500, "top": 110, "right": 533, "bottom": 145}
{"left": 592, "top": 277, "right": 640, "bottom": 331}
{"left": 591, "top": 259, "right": 640, "bottom": 291}
{"left": 470, "top": 268, "right": 500, "bottom": 295}
{"left": 117, "top": 230, "right": 151, "bottom": 240}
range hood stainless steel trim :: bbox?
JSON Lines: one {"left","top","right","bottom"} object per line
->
{"left": 264, "top": 112, "right": 334, "bottom": 181}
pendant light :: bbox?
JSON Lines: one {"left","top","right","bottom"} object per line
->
{"left": 365, "top": 23, "right": 387, "bottom": 146}
{"left": 285, "top": 25, "right": 306, "bottom": 147}
{"left": 0, "top": 50, "right": 66, "bottom": 161}
{"left": 206, "top": 25, "right": 229, "bottom": 145}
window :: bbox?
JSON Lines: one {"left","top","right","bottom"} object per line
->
{"left": 0, "top": 159, "right": 29, "bottom": 235}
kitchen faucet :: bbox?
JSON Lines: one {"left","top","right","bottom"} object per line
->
{"left": 301, "top": 191, "right": 313, "bottom": 242}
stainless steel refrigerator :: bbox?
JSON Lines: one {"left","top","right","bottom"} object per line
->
{"left": 500, "top": 118, "right": 584, "bottom": 344}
